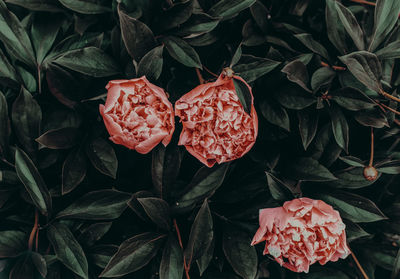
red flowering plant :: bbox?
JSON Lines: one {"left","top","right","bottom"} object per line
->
{"left": 1, "top": 0, "right": 400, "bottom": 278}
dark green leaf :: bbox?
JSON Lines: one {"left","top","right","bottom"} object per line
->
{"left": 12, "top": 87, "right": 42, "bottom": 157}
{"left": 316, "top": 191, "right": 387, "bottom": 223}
{"left": 56, "top": 189, "right": 131, "bottom": 220}
{"left": 208, "top": 0, "right": 256, "bottom": 20}
{"left": 328, "top": 167, "right": 378, "bottom": 189}
{"left": 137, "top": 198, "right": 171, "bottom": 231}
{"left": 391, "top": 248, "right": 400, "bottom": 279}
{"left": 223, "top": 228, "right": 257, "bottom": 279}
{"left": 31, "top": 252, "right": 47, "bottom": 278}
{"left": 174, "top": 164, "right": 229, "bottom": 211}
{"left": 285, "top": 157, "right": 337, "bottom": 182}
{"left": 78, "top": 222, "right": 112, "bottom": 247}
{"left": 62, "top": 148, "right": 87, "bottom": 195}
{"left": 15, "top": 147, "right": 52, "bottom": 216}
{"left": 157, "top": 0, "right": 194, "bottom": 31}
{"left": 47, "top": 222, "right": 88, "bottom": 279}
{"left": 0, "top": 91, "right": 10, "bottom": 155}
{"left": 355, "top": 108, "right": 389, "bottom": 128}
{"left": 159, "top": 235, "right": 184, "bottom": 279}
{"left": 86, "top": 137, "right": 118, "bottom": 179}
{"left": 118, "top": 3, "right": 156, "bottom": 61}
{"left": 260, "top": 99, "right": 290, "bottom": 131}
{"left": 339, "top": 51, "right": 382, "bottom": 93}
{"left": 230, "top": 44, "right": 242, "bottom": 67}
{"left": 233, "top": 78, "right": 252, "bottom": 115}
{"left": 266, "top": 172, "right": 294, "bottom": 202}
{"left": 9, "top": 253, "right": 34, "bottom": 279}
{"left": 53, "top": 47, "right": 120, "bottom": 77}
{"left": 376, "top": 40, "right": 400, "bottom": 60}
{"left": 233, "top": 55, "right": 280, "bottom": 83}
{"left": 0, "top": 48, "right": 19, "bottom": 86}
{"left": 0, "top": 230, "right": 26, "bottom": 258}
{"left": 58, "top": 0, "right": 111, "bottom": 14}
{"left": 0, "top": 0, "right": 35, "bottom": 67}
{"left": 331, "top": 88, "right": 376, "bottom": 111}
{"left": 36, "top": 127, "right": 80, "bottom": 149}
{"left": 311, "top": 67, "right": 335, "bottom": 92}
{"left": 281, "top": 60, "right": 311, "bottom": 92}
{"left": 137, "top": 45, "right": 164, "bottom": 81}
{"left": 274, "top": 84, "right": 317, "bottom": 110}
{"left": 369, "top": 0, "right": 400, "bottom": 51}
{"left": 5, "top": 0, "right": 63, "bottom": 12}
{"left": 345, "top": 220, "right": 370, "bottom": 242}
{"left": 177, "top": 13, "right": 220, "bottom": 37}
{"left": 295, "top": 33, "right": 330, "bottom": 60}
{"left": 90, "top": 245, "right": 118, "bottom": 269}
{"left": 339, "top": 156, "right": 365, "bottom": 168}
{"left": 250, "top": 1, "right": 269, "bottom": 33}
{"left": 297, "top": 108, "right": 319, "bottom": 150}
{"left": 151, "top": 145, "right": 182, "bottom": 199}
{"left": 162, "top": 36, "right": 202, "bottom": 68}
{"left": 184, "top": 200, "right": 213, "bottom": 267}
{"left": 196, "top": 234, "right": 215, "bottom": 276}
{"left": 329, "top": 105, "right": 349, "bottom": 152}
{"left": 100, "top": 232, "right": 165, "bottom": 277}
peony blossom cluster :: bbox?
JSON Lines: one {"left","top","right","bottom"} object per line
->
{"left": 99, "top": 77, "right": 174, "bottom": 154}
{"left": 175, "top": 75, "right": 258, "bottom": 167}
{"left": 252, "top": 198, "right": 350, "bottom": 273}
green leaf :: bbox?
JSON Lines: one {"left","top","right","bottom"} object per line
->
{"left": 118, "top": 3, "right": 156, "bottom": 61}
{"left": 90, "top": 245, "right": 118, "bottom": 269}
{"left": 137, "top": 198, "right": 171, "bottom": 231}
{"left": 47, "top": 222, "right": 88, "bottom": 279}
{"left": 233, "top": 78, "right": 252, "bottom": 115}
{"left": 157, "top": 0, "right": 194, "bottom": 31}
{"left": 339, "top": 51, "right": 382, "bottom": 93}
{"left": 230, "top": 44, "right": 242, "bottom": 67}
{"left": 316, "top": 191, "right": 387, "bottom": 223}
{"left": 208, "top": 0, "right": 256, "bottom": 20}
{"left": 260, "top": 99, "right": 290, "bottom": 131}
{"left": 5, "top": 0, "right": 63, "bottom": 12}
{"left": 174, "top": 164, "right": 229, "bottom": 211}
{"left": 31, "top": 14, "right": 62, "bottom": 64}
{"left": 281, "top": 60, "right": 311, "bottom": 92}
{"left": 223, "top": 228, "right": 257, "bottom": 279}
{"left": 376, "top": 40, "right": 400, "bottom": 60}
{"left": 184, "top": 200, "right": 213, "bottom": 267}
{"left": 58, "top": 0, "right": 111, "bottom": 14}
{"left": 328, "top": 167, "right": 378, "bottom": 189}
{"left": 78, "top": 222, "right": 112, "bottom": 247}
{"left": 0, "top": 230, "right": 26, "bottom": 258}
{"left": 151, "top": 145, "right": 182, "bottom": 199}
{"left": 391, "top": 248, "right": 400, "bottom": 279}
{"left": 86, "top": 137, "right": 118, "bottom": 179}
{"left": 15, "top": 147, "right": 52, "bottom": 216}
{"left": 266, "top": 172, "right": 294, "bottom": 203}
{"left": 285, "top": 157, "right": 337, "bottom": 182}
{"left": 250, "top": 1, "right": 269, "bottom": 33}
{"left": 345, "top": 221, "right": 370, "bottom": 242}
{"left": 274, "top": 84, "right": 317, "bottom": 110}
{"left": 339, "top": 156, "right": 365, "bottom": 168}
{"left": 162, "top": 36, "right": 202, "bottom": 68}
{"left": 137, "top": 45, "right": 164, "bottom": 81}
{"left": 329, "top": 105, "right": 349, "bottom": 152}
{"left": 12, "top": 87, "right": 42, "bottom": 157}
{"left": 36, "top": 127, "right": 80, "bottom": 149}
{"left": 176, "top": 12, "right": 220, "bottom": 37}
{"left": 355, "top": 108, "right": 389, "bottom": 128}
{"left": 0, "top": 91, "right": 10, "bottom": 155}
{"left": 331, "top": 88, "right": 376, "bottom": 111}
{"left": 295, "top": 33, "right": 330, "bottom": 60}
{"left": 311, "top": 67, "right": 336, "bottom": 92}
{"left": 297, "top": 108, "right": 319, "bottom": 150}
{"left": 0, "top": 0, "right": 35, "bottom": 67}
{"left": 233, "top": 55, "right": 281, "bottom": 83}
{"left": 0, "top": 48, "right": 19, "bottom": 86}
{"left": 62, "top": 148, "right": 87, "bottom": 195}
{"left": 100, "top": 232, "right": 166, "bottom": 277}
{"left": 9, "top": 253, "right": 35, "bottom": 279}
{"left": 31, "top": 252, "right": 47, "bottom": 278}
{"left": 159, "top": 235, "right": 184, "bottom": 279}
{"left": 310, "top": 125, "right": 342, "bottom": 167}
{"left": 369, "top": 0, "right": 400, "bottom": 51}
{"left": 53, "top": 47, "right": 120, "bottom": 77}
{"left": 196, "top": 234, "right": 215, "bottom": 276}
{"left": 56, "top": 189, "right": 131, "bottom": 220}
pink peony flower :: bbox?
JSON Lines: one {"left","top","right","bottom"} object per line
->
{"left": 99, "top": 77, "right": 175, "bottom": 154}
{"left": 175, "top": 74, "right": 258, "bottom": 167}
{"left": 251, "top": 198, "right": 350, "bottom": 273}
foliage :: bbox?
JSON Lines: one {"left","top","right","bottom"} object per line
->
{"left": 0, "top": 0, "right": 400, "bottom": 278}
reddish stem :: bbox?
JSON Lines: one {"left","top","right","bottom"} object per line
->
{"left": 320, "top": 61, "right": 346, "bottom": 71}
{"left": 349, "top": 0, "right": 376, "bottom": 6}
{"left": 203, "top": 66, "right": 219, "bottom": 77}
{"left": 173, "top": 219, "right": 191, "bottom": 279}
{"left": 195, "top": 68, "right": 205, "bottom": 84}
{"left": 369, "top": 128, "right": 374, "bottom": 167}
{"left": 28, "top": 210, "right": 39, "bottom": 251}
{"left": 350, "top": 248, "right": 370, "bottom": 279}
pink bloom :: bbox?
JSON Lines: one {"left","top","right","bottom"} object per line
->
{"left": 99, "top": 77, "right": 175, "bottom": 154}
{"left": 252, "top": 198, "right": 350, "bottom": 273}
{"left": 175, "top": 74, "right": 258, "bottom": 167}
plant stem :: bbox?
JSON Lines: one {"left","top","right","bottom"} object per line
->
{"left": 35, "top": 227, "right": 39, "bottom": 252}
{"left": 173, "top": 219, "right": 190, "bottom": 279}
{"left": 350, "top": 248, "right": 370, "bottom": 279}
{"left": 195, "top": 68, "right": 205, "bottom": 84}
{"left": 28, "top": 210, "right": 39, "bottom": 251}
{"left": 380, "top": 90, "right": 400, "bottom": 103}
{"left": 369, "top": 127, "right": 374, "bottom": 167}
{"left": 203, "top": 66, "right": 219, "bottom": 77}
{"left": 320, "top": 61, "right": 346, "bottom": 71}
{"left": 349, "top": 0, "right": 376, "bottom": 6}
{"left": 379, "top": 103, "right": 400, "bottom": 116}
{"left": 37, "top": 65, "right": 42, "bottom": 94}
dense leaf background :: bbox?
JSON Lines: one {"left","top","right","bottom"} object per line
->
{"left": 0, "top": 0, "right": 400, "bottom": 278}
